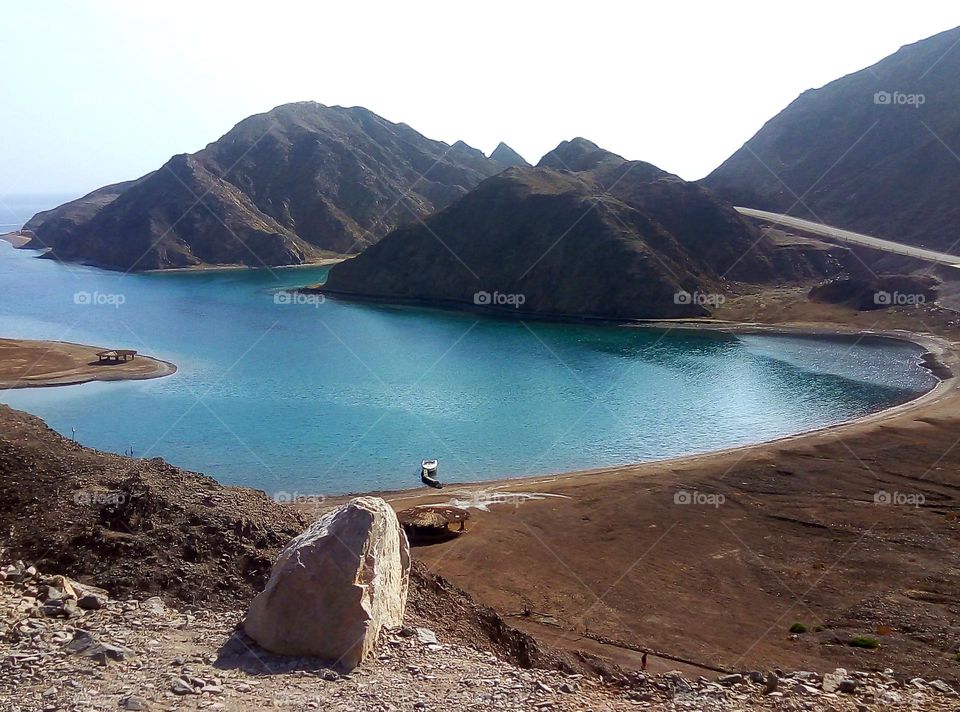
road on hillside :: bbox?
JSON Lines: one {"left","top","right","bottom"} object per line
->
{"left": 736, "top": 207, "right": 960, "bottom": 268}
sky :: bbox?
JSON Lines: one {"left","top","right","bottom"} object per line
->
{"left": 2, "top": 1, "right": 958, "bottom": 198}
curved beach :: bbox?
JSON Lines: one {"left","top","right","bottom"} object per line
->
{"left": 312, "top": 310, "right": 960, "bottom": 680}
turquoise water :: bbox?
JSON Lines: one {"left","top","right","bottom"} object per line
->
{"left": 0, "top": 235, "right": 937, "bottom": 495}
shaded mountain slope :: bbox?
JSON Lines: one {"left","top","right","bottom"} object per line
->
{"left": 23, "top": 102, "right": 504, "bottom": 270}
{"left": 320, "top": 145, "right": 847, "bottom": 320}
{"left": 703, "top": 26, "right": 960, "bottom": 252}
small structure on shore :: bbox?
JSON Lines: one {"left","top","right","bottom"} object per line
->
{"left": 97, "top": 349, "right": 137, "bottom": 363}
{"left": 397, "top": 505, "right": 470, "bottom": 543}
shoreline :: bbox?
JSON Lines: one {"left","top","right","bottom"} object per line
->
{"left": 0, "top": 338, "right": 177, "bottom": 390}
{"left": 142, "top": 257, "right": 348, "bottom": 274}
{"left": 0, "top": 235, "right": 349, "bottom": 273}
{"left": 318, "top": 316, "right": 960, "bottom": 679}
{"left": 316, "top": 324, "right": 957, "bottom": 502}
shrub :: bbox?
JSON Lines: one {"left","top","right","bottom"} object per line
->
{"left": 849, "top": 636, "right": 879, "bottom": 649}
{"left": 789, "top": 623, "right": 808, "bottom": 634}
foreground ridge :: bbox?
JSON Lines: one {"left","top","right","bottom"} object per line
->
{"left": 2, "top": 561, "right": 957, "bottom": 711}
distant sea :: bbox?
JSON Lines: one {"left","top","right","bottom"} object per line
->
{"left": 0, "top": 193, "right": 80, "bottom": 232}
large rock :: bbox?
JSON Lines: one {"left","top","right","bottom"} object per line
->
{"left": 243, "top": 497, "right": 410, "bottom": 668}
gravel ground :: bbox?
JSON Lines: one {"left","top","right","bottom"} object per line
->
{"left": 2, "top": 561, "right": 958, "bottom": 712}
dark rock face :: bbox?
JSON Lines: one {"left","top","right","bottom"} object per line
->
{"left": 490, "top": 142, "right": 530, "bottom": 167}
{"left": 321, "top": 143, "right": 847, "bottom": 320}
{"left": 23, "top": 103, "right": 504, "bottom": 271}
{"left": 703, "top": 26, "right": 960, "bottom": 252}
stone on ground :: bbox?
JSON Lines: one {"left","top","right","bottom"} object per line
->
{"left": 243, "top": 496, "right": 410, "bottom": 668}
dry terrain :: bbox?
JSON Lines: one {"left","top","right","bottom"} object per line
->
{"left": 0, "top": 338, "right": 175, "bottom": 390}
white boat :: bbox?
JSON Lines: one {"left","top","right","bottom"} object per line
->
{"left": 420, "top": 459, "right": 442, "bottom": 489}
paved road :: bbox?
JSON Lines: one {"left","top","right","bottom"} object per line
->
{"left": 736, "top": 207, "right": 960, "bottom": 268}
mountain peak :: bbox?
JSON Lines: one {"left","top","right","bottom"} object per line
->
{"left": 490, "top": 142, "right": 530, "bottom": 167}
{"left": 536, "top": 138, "right": 625, "bottom": 172}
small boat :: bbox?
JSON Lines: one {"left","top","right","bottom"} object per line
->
{"left": 420, "top": 459, "right": 442, "bottom": 489}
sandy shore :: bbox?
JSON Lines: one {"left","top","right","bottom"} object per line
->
{"left": 0, "top": 232, "right": 31, "bottom": 248}
{"left": 143, "top": 256, "right": 348, "bottom": 274}
{"left": 308, "top": 296, "right": 960, "bottom": 680}
{"left": 0, "top": 338, "right": 177, "bottom": 389}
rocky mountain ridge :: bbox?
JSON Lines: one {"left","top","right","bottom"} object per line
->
{"left": 23, "top": 103, "right": 507, "bottom": 270}
{"left": 318, "top": 140, "right": 848, "bottom": 319}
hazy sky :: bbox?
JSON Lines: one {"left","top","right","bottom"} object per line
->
{"left": 2, "top": 1, "right": 957, "bottom": 198}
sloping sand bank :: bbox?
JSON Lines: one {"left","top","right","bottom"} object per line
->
{"left": 0, "top": 338, "right": 176, "bottom": 389}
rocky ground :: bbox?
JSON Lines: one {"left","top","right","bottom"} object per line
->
{"left": 2, "top": 560, "right": 959, "bottom": 712}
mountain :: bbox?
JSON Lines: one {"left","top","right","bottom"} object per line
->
{"left": 319, "top": 142, "right": 846, "bottom": 320}
{"left": 703, "top": 27, "right": 960, "bottom": 252}
{"left": 490, "top": 142, "right": 530, "bottom": 167}
{"left": 22, "top": 102, "right": 505, "bottom": 271}
{"left": 537, "top": 137, "right": 624, "bottom": 172}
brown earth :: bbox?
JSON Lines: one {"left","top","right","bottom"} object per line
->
{"left": 0, "top": 338, "right": 176, "bottom": 389}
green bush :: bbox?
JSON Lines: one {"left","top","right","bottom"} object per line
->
{"left": 789, "top": 622, "right": 808, "bottom": 634}
{"left": 849, "top": 636, "right": 879, "bottom": 649}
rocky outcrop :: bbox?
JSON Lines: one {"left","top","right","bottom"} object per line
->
{"left": 319, "top": 142, "right": 848, "bottom": 320}
{"left": 244, "top": 497, "right": 410, "bottom": 668}
{"left": 22, "top": 103, "right": 505, "bottom": 270}
{"left": 703, "top": 26, "right": 960, "bottom": 252}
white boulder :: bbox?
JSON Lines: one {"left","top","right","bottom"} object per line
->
{"left": 244, "top": 496, "right": 410, "bottom": 668}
